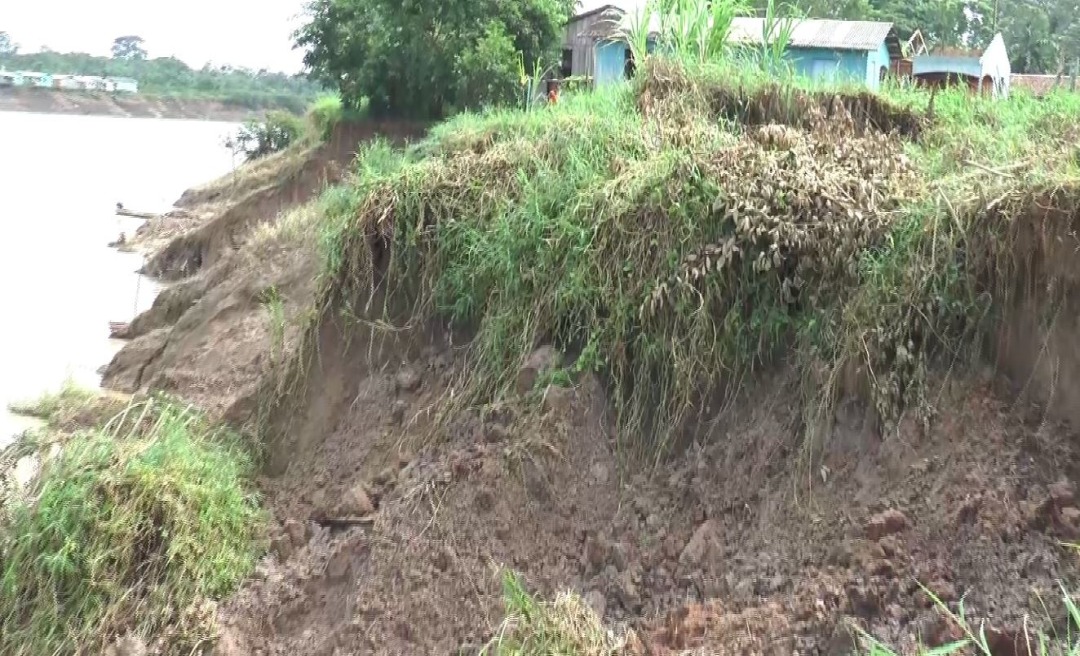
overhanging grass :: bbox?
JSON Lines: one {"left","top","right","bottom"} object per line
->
{"left": 308, "top": 55, "right": 1080, "bottom": 459}
{"left": 0, "top": 399, "right": 265, "bottom": 655}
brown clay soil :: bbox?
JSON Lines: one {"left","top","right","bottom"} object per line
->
{"left": 103, "top": 121, "right": 427, "bottom": 423}
{"left": 210, "top": 325, "right": 1080, "bottom": 655}
{"left": 99, "top": 120, "right": 1080, "bottom": 655}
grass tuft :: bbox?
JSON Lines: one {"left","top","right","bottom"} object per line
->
{"left": 0, "top": 398, "right": 265, "bottom": 655}
{"left": 482, "top": 571, "right": 630, "bottom": 655}
{"left": 7, "top": 380, "right": 99, "bottom": 422}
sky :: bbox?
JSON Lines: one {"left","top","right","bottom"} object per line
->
{"left": 0, "top": 0, "right": 309, "bottom": 73}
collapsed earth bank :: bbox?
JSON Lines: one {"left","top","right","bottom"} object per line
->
{"left": 92, "top": 63, "right": 1080, "bottom": 654}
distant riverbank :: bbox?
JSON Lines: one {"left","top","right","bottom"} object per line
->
{"left": 0, "top": 87, "right": 286, "bottom": 121}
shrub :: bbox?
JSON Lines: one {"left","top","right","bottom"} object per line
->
{"left": 232, "top": 110, "right": 305, "bottom": 161}
{"left": 0, "top": 399, "right": 265, "bottom": 655}
{"left": 307, "top": 94, "right": 345, "bottom": 140}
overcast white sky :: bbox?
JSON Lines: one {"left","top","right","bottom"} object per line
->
{"left": 0, "top": 0, "right": 309, "bottom": 73}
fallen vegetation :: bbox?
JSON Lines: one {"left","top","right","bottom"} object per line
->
{"left": 0, "top": 396, "right": 265, "bottom": 655}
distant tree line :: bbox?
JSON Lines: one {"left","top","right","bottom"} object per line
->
{"left": 0, "top": 32, "right": 325, "bottom": 112}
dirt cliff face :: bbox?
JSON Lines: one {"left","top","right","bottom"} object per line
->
{"left": 101, "top": 120, "right": 428, "bottom": 423}
{"left": 99, "top": 111, "right": 1080, "bottom": 655}
{"left": 213, "top": 325, "right": 1080, "bottom": 655}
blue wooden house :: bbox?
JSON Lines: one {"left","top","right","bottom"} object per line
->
{"left": 727, "top": 18, "right": 901, "bottom": 91}
{"left": 563, "top": 4, "right": 901, "bottom": 92}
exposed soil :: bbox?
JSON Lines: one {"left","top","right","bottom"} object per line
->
{"left": 213, "top": 325, "right": 1080, "bottom": 655}
{"left": 97, "top": 116, "right": 1080, "bottom": 655}
{"left": 139, "top": 121, "right": 428, "bottom": 282}
{"left": 103, "top": 120, "right": 428, "bottom": 423}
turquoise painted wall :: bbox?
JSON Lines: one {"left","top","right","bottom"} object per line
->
{"left": 866, "top": 41, "right": 892, "bottom": 91}
{"left": 593, "top": 40, "right": 887, "bottom": 90}
{"left": 784, "top": 47, "right": 873, "bottom": 89}
{"left": 594, "top": 38, "right": 660, "bottom": 85}
{"left": 595, "top": 41, "right": 629, "bottom": 86}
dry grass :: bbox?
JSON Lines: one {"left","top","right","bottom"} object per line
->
{"left": 482, "top": 572, "right": 633, "bottom": 656}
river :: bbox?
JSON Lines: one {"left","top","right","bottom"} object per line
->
{"left": 0, "top": 111, "right": 238, "bottom": 444}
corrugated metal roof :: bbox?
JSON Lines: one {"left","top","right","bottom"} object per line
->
{"left": 727, "top": 18, "right": 894, "bottom": 51}
{"left": 571, "top": 0, "right": 646, "bottom": 22}
{"left": 585, "top": 8, "right": 897, "bottom": 53}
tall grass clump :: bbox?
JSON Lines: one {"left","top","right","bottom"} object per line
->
{"left": 306, "top": 0, "right": 1080, "bottom": 460}
{"left": 306, "top": 93, "right": 370, "bottom": 140}
{"left": 307, "top": 93, "right": 346, "bottom": 140}
{"left": 320, "top": 70, "right": 924, "bottom": 457}
{"left": 482, "top": 571, "right": 631, "bottom": 655}
{"left": 0, "top": 399, "right": 265, "bottom": 655}
{"left": 617, "top": 0, "right": 799, "bottom": 73}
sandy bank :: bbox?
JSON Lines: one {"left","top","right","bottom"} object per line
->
{"left": 0, "top": 86, "right": 271, "bottom": 121}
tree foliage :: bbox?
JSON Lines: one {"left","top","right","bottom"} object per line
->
{"left": 111, "top": 35, "right": 147, "bottom": 61}
{"left": 294, "top": 0, "right": 575, "bottom": 119}
{"left": 0, "top": 31, "right": 16, "bottom": 57}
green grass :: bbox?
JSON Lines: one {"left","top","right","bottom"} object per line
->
{"left": 7, "top": 379, "right": 98, "bottom": 421}
{"left": 482, "top": 571, "right": 629, "bottom": 655}
{"left": 300, "top": 49, "right": 1080, "bottom": 460}
{"left": 856, "top": 584, "right": 1080, "bottom": 655}
{"left": 0, "top": 398, "right": 265, "bottom": 655}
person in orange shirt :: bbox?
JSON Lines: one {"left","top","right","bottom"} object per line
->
{"left": 547, "top": 80, "right": 560, "bottom": 105}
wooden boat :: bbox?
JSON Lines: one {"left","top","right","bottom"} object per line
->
{"left": 115, "top": 202, "right": 157, "bottom": 219}
{"left": 109, "top": 321, "right": 131, "bottom": 339}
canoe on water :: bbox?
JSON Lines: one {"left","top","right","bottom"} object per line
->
{"left": 115, "top": 202, "right": 156, "bottom": 219}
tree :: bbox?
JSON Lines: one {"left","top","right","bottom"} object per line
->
{"left": 111, "top": 35, "right": 147, "bottom": 60}
{"left": 0, "top": 31, "right": 17, "bottom": 57}
{"left": 294, "top": 0, "right": 574, "bottom": 119}
{"left": 995, "top": 0, "right": 1080, "bottom": 73}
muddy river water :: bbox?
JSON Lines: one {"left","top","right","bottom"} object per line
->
{"left": 0, "top": 111, "right": 237, "bottom": 445}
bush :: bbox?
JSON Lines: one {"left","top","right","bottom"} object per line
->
{"left": 0, "top": 400, "right": 265, "bottom": 655}
{"left": 455, "top": 22, "right": 522, "bottom": 111}
{"left": 232, "top": 110, "right": 305, "bottom": 161}
{"left": 307, "top": 94, "right": 345, "bottom": 140}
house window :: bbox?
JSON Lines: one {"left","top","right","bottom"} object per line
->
{"left": 561, "top": 48, "right": 573, "bottom": 79}
{"left": 624, "top": 48, "right": 636, "bottom": 79}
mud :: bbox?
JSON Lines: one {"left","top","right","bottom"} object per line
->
{"left": 103, "top": 121, "right": 427, "bottom": 423}
{"left": 214, "top": 326, "right": 1080, "bottom": 654}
